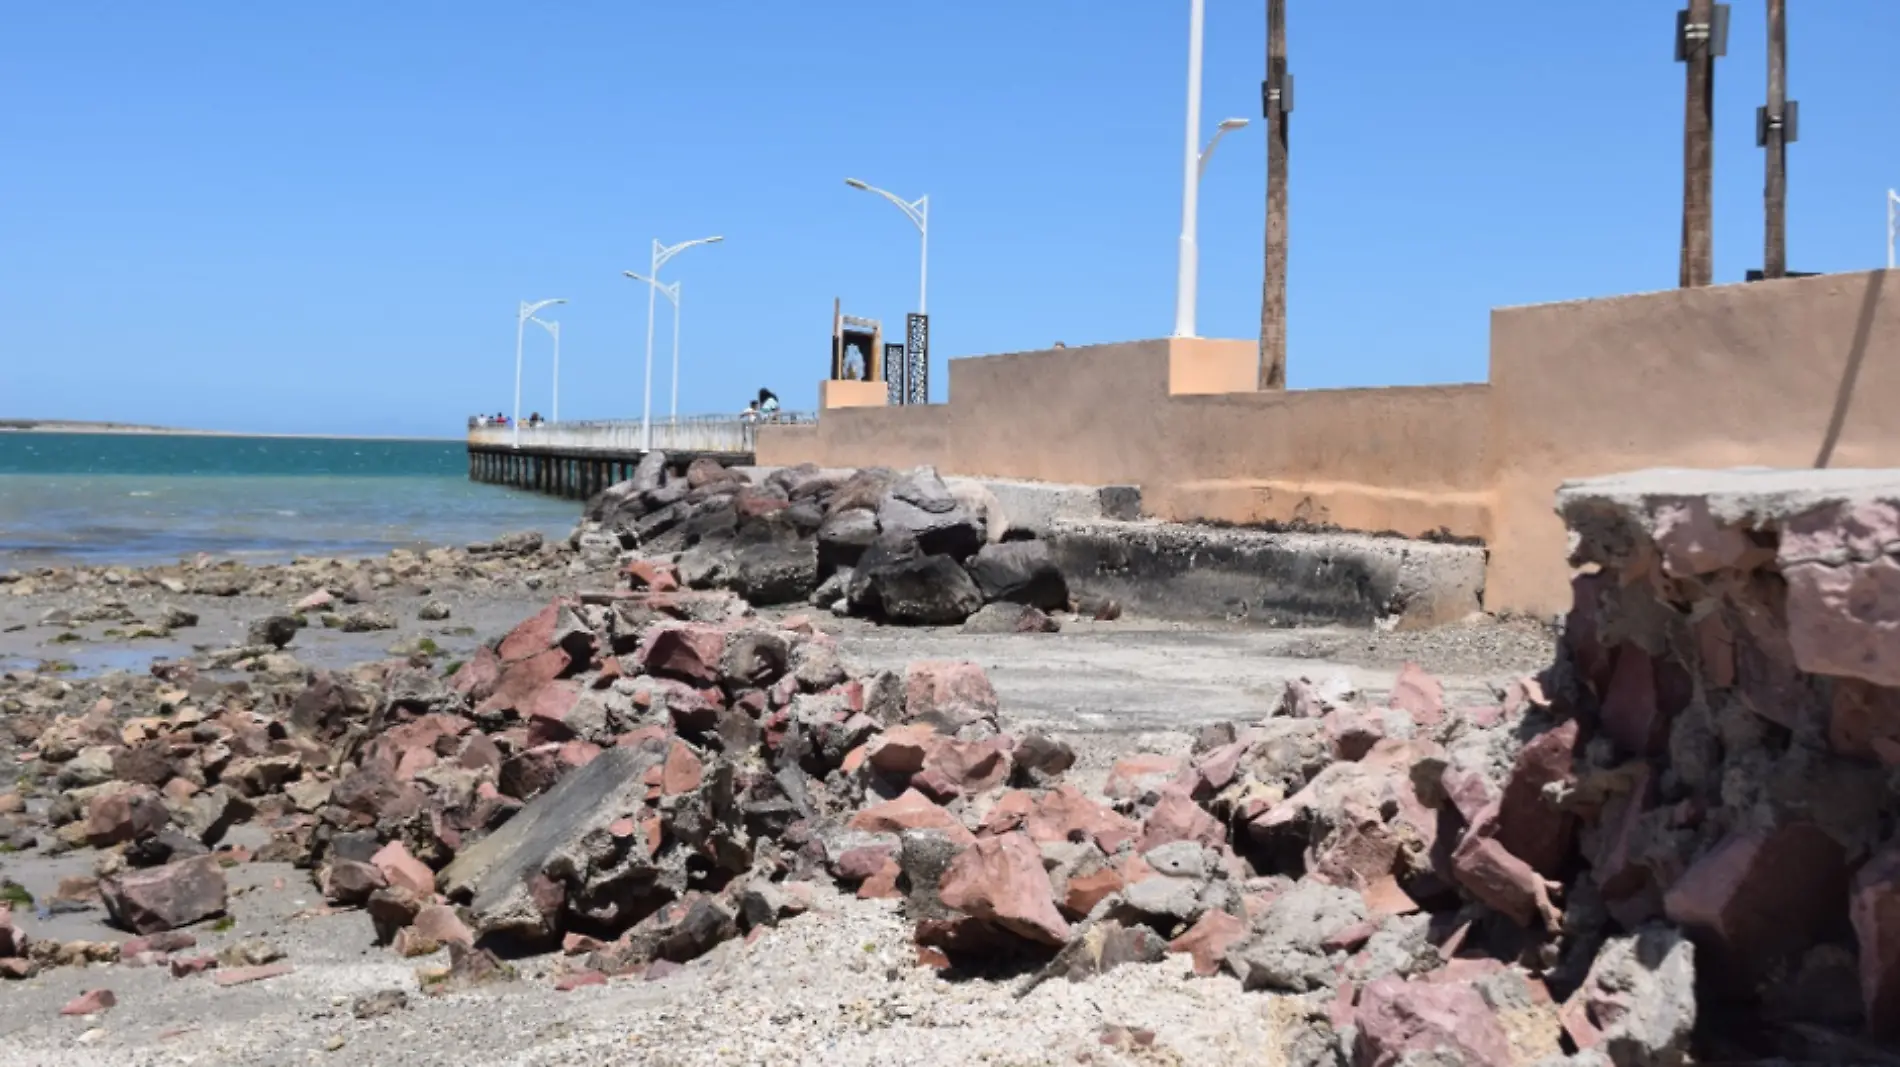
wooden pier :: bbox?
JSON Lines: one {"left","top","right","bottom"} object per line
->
{"left": 465, "top": 416, "right": 798, "bottom": 499}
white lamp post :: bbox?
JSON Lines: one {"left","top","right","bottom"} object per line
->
{"left": 527, "top": 315, "right": 560, "bottom": 423}
{"left": 631, "top": 236, "right": 722, "bottom": 451}
{"left": 1173, "top": 0, "right": 1207, "bottom": 339}
{"left": 622, "top": 272, "right": 684, "bottom": 422}
{"left": 1888, "top": 188, "right": 1898, "bottom": 270}
{"left": 844, "top": 178, "right": 929, "bottom": 315}
{"left": 514, "top": 298, "right": 566, "bottom": 447}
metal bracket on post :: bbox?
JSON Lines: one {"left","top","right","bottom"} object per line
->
{"left": 1756, "top": 100, "right": 1799, "bottom": 147}
{"left": 1675, "top": 3, "right": 1730, "bottom": 61}
{"left": 1261, "top": 71, "right": 1294, "bottom": 131}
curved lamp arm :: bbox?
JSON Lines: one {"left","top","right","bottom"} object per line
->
{"left": 653, "top": 235, "right": 723, "bottom": 272}
{"left": 844, "top": 178, "right": 927, "bottom": 231}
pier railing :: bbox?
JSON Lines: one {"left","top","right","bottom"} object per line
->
{"left": 465, "top": 413, "right": 812, "bottom": 455}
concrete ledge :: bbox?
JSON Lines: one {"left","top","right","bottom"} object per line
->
{"left": 1045, "top": 519, "right": 1486, "bottom": 630}
{"left": 944, "top": 477, "right": 1142, "bottom": 536}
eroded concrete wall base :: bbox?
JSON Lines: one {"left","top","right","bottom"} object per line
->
{"left": 1046, "top": 519, "right": 1486, "bottom": 630}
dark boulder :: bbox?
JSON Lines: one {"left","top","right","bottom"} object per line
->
{"left": 877, "top": 468, "right": 981, "bottom": 561}
{"left": 966, "top": 540, "right": 1069, "bottom": 610}
{"left": 862, "top": 555, "right": 984, "bottom": 625}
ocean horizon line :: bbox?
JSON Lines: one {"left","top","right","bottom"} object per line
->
{"left": 0, "top": 421, "right": 459, "bottom": 443}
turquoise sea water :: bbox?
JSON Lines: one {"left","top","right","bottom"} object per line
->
{"left": 0, "top": 433, "right": 581, "bottom": 567}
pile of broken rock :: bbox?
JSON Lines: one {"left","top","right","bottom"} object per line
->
{"left": 573, "top": 455, "right": 1099, "bottom": 628}
{"left": 0, "top": 574, "right": 1687, "bottom": 1066}
{"left": 18, "top": 466, "right": 1900, "bottom": 1065}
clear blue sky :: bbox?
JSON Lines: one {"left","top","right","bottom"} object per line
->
{"left": 3, "top": 1, "right": 1895, "bottom": 437}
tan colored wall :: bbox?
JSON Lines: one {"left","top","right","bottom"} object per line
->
{"left": 760, "top": 270, "right": 1900, "bottom": 619}
{"left": 759, "top": 337, "right": 1493, "bottom": 540}
{"left": 819, "top": 380, "right": 888, "bottom": 409}
{"left": 1485, "top": 269, "right": 1900, "bottom": 614}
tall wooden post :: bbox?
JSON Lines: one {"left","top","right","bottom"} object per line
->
{"left": 1259, "top": 0, "right": 1289, "bottom": 389}
{"left": 1679, "top": 0, "right": 1717, "bottom": 288}
{"left": 1762, "top": 0, "right": 1787, "bottom": 278}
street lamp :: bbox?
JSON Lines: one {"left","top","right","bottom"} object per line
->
{"left": 1199, "top": 117, "right": 1251, "bottom": 179}
{"left": 844, "top": 178, "right": 929, "bottom": 315}
{"left": 527, "top": 315, "right": 560, "bottom": 423}
{"left": 1173, "top": 0, "right": 1207, "bottom": 339}
{"left": 630, "top": 236, "right": 722, "bottom": 451}
{"left": 514, "top": 298, "right": 566, "bottom": 447}
{"left": 622, "top": 271, "right": 683, "bottom": 422}
{"left": 1888, "top": 188, "right": 1898, "bottom": 270}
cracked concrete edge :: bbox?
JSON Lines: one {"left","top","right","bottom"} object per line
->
{"left": 737, "top": 465, "right": 1142, "bottom": 534}
{"left": 1045, "top": 518, "right": 1486, "bottom": 630}
{"left": 1557, "top": 467, "right": 1900, "bottom": 533}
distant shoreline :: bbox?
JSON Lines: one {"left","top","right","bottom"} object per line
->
{"left": 0, "top": 420, "right": 456, "bottom": 443}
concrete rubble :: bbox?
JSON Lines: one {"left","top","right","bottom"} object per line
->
{"left": 3, "top": 464, "right": 1900, "bottom": 1063}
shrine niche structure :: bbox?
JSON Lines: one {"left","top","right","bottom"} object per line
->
{"left": 823, "top": 298, "right": 896, "bottom": 409}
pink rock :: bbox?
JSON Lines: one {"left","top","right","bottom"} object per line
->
{"left": 910, "top": 767, "right": 963, "bottom": 803}
{"left": 938, "top": 831, "right": 1071, "bottom": 946}
{"left": 1589, "top": 764, "right": 1656, "bottom": 903}
{"left": 1321, "top": 706, "right": 1385, "bottom": 761}
{"left": 1138, "top": 790, "right": 1225, "bottom": 853}
{"left": 866, "top": 724, "right": 939, "bottom": 776}
{"left": 449, "top": 645, "right": 503, "bottom": 700}
{"left": 169, "top": 955, "right": 217, "bottom": 977}
{"left": 371, "top": 840, "right": 436, "bottom": 896}
{"left": 412, "top": 903, "right": 475, "bottom": 948}
{"left": 555, "top": 969, "right": 608, "bottom": 991}
{"left": 981, "top": 785, "right": 1136, "bottom": 855}
{"left": 1388, "top": 663, "right": 1444, "bottom": 728}
{"left": 213, "top": 963, "right": 294, "bottom": 987}
{"left": 1062, "top": 865, "right": 1125, "bottom": 918}
{"left": 1439, "top": 765, "right": 1495, "bottom": 825}
{"left": 921, "top": 737, "right": 1012, "bottom": 796}
{"left": 1694, "top": 611, "right": 1737, "bottom": 689}
{"left": 101, "top": 855, "right": 228, "bottom": 934}
{"left": 624, "top": 560, "right": 680, "bottom": 593}
{"left": 903, "top": 661, "right": 999, "bottom": 730}
{"left": 847, "top": 788, "right": 975, "bottom": 845}
{"left": 1168, "top": 909, "right": 1245, "bottom": 977}
{"left": 1451, "top": 806, "right": 1561, "bottom": 932}
{"left": 1663, "top": 822, "right": 1848, "bottom": 988}
{"left": 1184, "top": 741, "right": 1248, "bottom": 795}
{"left": 524, "top": 681, "right": 585, "bottom": 746}
{"left": 477, "top": 647, "right": 574, "bottom": 717}
{"left": 1653, "top": 499, "right": 1756, "bottom": 576}
{"left": 1565, "top": 572, "right": 1616, "bottom": 696}
{"left": 1103, "top": 754, "right": 1184, "bottom": 802}
{"left": 85, "top": 784, "right": 170, "bottom": 847}
{"left": 1852, "top": 843, "right": 1900, "bottom": 1035}
{"left": 637, "top": 624, "right": 729, "bottom": 685}
{"left": 857, "top": 856, "right": 903, "bottom": 900}
{"left": 661, "top": 741, "right": 704, "bottom": 795}
{"left": 562, "top": 932, "right": 605, "bottom": 955}
{"left": 1495, "top": 719, "right": 1579, "bottom": 877}
{"left": 1784, "top": 540, "right": 1900, "bottom": 689}
{"left": 1599, "top": 646, "right": 1678, "bottom": 757}
{"left": 1353, "top": 976, "right": 1515, "bottom": 1067}
{"left": 322, "top": 859, "right": 387, "bottom": 905}
{"left": 294, "top": 590, "right": 335, "bottom": 613}
{"left": 496, "top": 600, "right": 588, "bottom": 663}
{"left": 836, "top": 845, "right": 898, "bottom": 883}
{"left": 1829, "top": 679, "right": 1900, "bottom": 764}
{"left": 60, "top": 989, "right": 117, "bottom": 1016}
